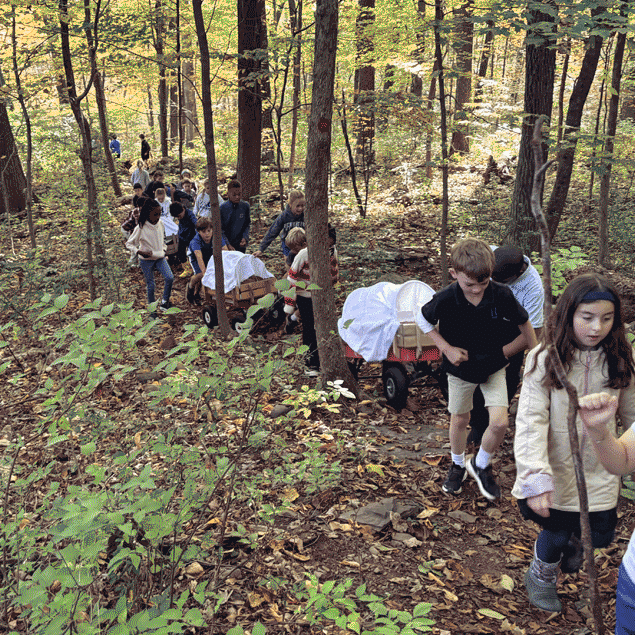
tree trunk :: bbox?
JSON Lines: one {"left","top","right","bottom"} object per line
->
{"left": 353, "top": 0, "right": 375, "bottom": 165}
{"left": 59, "top": 0, "right": 105, "bottom": 300}
{"left": 507, "top": 3, "right": 557, "bottom": 252}
{"left": 599, "top": 9, "right": 627, "bottom": 266}
{"left": 425, "top": 58, "right": 439, "bottom": 180}
{"left": 0, "top": 102, "right": 28, "bottom": 219}
{"left": 556, "top": 38, "right": 570, "bottom": 146}
{"left": 287, "top": 0, "right": 302, "bottom": 190}
{"left": 449, "top": 0, "right": 473, "bottom": 155}
{"left": 305, "top": 0, "right": 358, "bottom": 395}
{"left": 153, "top": 0, "right": 169, "bottom": 157}
{"left": 237, "top": 0, "right": 264, "bottom": 203}
{"left": 10, "top": 7, "right": 35, "bottom": 247}
{"left": 182, "top": 33, "right": 198, "bottom": 148}
{"left": 435, "top": 0, "right": 449, "bottom": 286}
{"left": 170, "top": 81, "right": 179, "bottom": 144}
{"left": 474, "top": 20, "right": 494, "bottom": 103}
{"left": 545, "top": 4, "right": 607, "bottom": 242}
{"left": 147, "top": 83, "right": 155, "bottom": 130}
{"left": 192, "top": 0, "right": 232, "bottom": 338}
{"left": 260, "top": 0, "right": 275, "bottom": 166}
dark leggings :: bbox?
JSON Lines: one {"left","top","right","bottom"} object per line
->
{"left": 296, "top": 295, "right": 319, "bottom": 370}
{"left": 518, "top": 499, "right": 617, "bottom": 563}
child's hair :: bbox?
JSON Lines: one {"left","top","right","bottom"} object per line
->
{"left": 537, "top": 273, "right": 634, "bottom": 390}
{"left": 136, "top": 159, "right": 144, "bottom": 169}
{"left": 181, "top": 169, "right": 191, "bottom": 177}
{"left": 286, "top": 227, "right": 306, "bottom": 253}
{"left": 492, "top": 245, "right": 524, "bottom": 283}
{"left": 139, "top": 133, "right": 145, "bottom": 139}
{"left": 133, "top": 182, "right": 142, "bottom": 190}
{"left": 196, "top": 217, "right": 213, "bottom": 231}
{"left": 138, "top": 197, "right": 160, "bottom": 227}
{"left": 450, "top": 238, "right": 495, "bottom": 281}
{"left": 288, "top": 189, "right": 304, "bottom": 208}
{"left": 154, "top": 170, "right": 164, "bottom": 179}
{"left": 328, "top": 223, "right": 337, "bottom": 246}
{"left": 155, "top": 188, "right": 166, "bottom": 197}
{"left": 169, "top": 202, "right": 184, "bottom": 217}
{"left": 111, "top": 134, "right": 117, "bottom": 139}
{"left": 202, "top": 178, "right": 210, "bottom": 188}
{"left": 227, "top": 179, "right": 241, "bottom": 191}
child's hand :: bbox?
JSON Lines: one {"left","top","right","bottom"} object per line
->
{"left": 253, "top": 250, "right": 263, "bottom": 258}
{"left": 240, "top": 238, "right": 247, "bottom": 247}
{"left": 444, "top": 345, "right": 469, "bottom": 366}
{"left": 528, "top": 492, "right": 553, "bottom": 517}
{"left": 579, "top": 392, "right": 618, "bottom": 443}
{"left": 138, "top": 249, "right": 152, "bottom": 258}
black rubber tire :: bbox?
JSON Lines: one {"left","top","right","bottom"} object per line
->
{"left": 347, "top": 360, "right": 361, "bottom": 381}
{"left": 231, "top": 315, "right": 248, "bottom": 333}
{"left": 383, "top": 365, "right": 409, "bottom": 410}
{"left": 202, "top": 305, "right": 218, "bottom": 329}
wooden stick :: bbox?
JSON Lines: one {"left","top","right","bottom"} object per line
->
{"left": 529, "top": 116, "right": 604, "bottom": 634}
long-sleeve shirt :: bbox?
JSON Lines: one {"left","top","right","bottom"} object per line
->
{"left": 258, "top": 206, "right": 304, "bottom": 256}
{"left": 284, "top": 246, "right": 339, "bottom": 314}
{"left": 220, "top": 200, "right": 250, "bottom": 249}
{"left": 126, "top": 221, "right": 165, "bottom": 260}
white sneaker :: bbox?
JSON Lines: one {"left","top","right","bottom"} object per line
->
{"left": 304, "top": 368, "right": 320, "bottom": 377}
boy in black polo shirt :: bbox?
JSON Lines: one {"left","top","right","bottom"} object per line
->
{"left": 417, "top": 238, "right": 536, "bottom": 501}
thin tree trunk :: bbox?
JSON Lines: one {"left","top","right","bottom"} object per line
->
{"left": 287, "top": 0, "right": 302, "bottom": 190}
{"left": 474, "top": 19, "right": 494, "bottom": 103}
{"left": 353, "top": 0, "right": 375, "bottom": 165}
{"left": 237, "top": 0, "right": 264, "bottom": 203}
{"left": 339, "top": 90, "right": 364, "bottom": 216}
{"left": 10, "top": 6, "right": 35, "bottom": 247}
{"left": 557, "top": 38, "right": 570, "bottom": 146}
{"left": 59, "top": 0, "right": 105, "bottom": 299}
{"left": 588, "top": 44, "right": 610, "bottom": 205}
{"left": 545, "top": 4, "right": 607, "bottom": 242}
{"left": 449, "top": 0, "right": 473, "bottom": 155}
{"left": 599, "top": 10, "right": 627, "bottom": 266}
{"left": 305, "top": 0, "right": 358, "bottom": 394}
{"left": 192, "top": 0, "right": 231, "bottom": 338}
{"left": 435, "top": 0, "right": 449, "bottom": 286}
{"left": 153, "top": 0, "right": 169, "bottom": 157}
{"left": 529, "top": 116, "right": 605, "bottom": 635}
{"left": 425, "top": 58, "right": 439, "bottom": 180}
{"left": 176, "top": 0, "right": 184, "bottom": 170}
{"left": 147, "top": 84, "right": 155, "bottom": 130}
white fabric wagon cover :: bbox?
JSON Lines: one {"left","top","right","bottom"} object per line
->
{"left": 338, "top": 280, "right": 435, "bottom": 362}
{"left": 202, "top": 252, "right": 274, "bottom": 294}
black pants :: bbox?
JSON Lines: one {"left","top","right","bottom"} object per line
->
{"left": 468, "top": 352, "right": 524, "bottom": 442}
{"left": 296, "top": 295, "right": 319, "bottom": 369}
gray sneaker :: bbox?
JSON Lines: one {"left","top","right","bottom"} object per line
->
{"left": 442, "top": 463, "right": 467, "bottom": 495}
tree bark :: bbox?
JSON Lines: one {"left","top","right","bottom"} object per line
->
{"left": 599, "top": 7, "right": 627, "bottom": 266}
{"left": 260, "top": 0, "right": 275, "bottom": 166}
{"left": 305, "top": 0, "right": 358, "bottom": 395}
{"left": 449, "top": 0, "right": 473, "bottom": 155}
{"left": 435, "top": 0, "right": 449, "bottom": 286}
{"left": 287, "top": 0, "right": 302, "bottom": 190}
{"left": 507, "top": 2, "right": 557, "bottom": 252}
{"left": 353, "top": 0, "right": 375, "bottom": 165}
{"left": 59, "top": 0, "right": 105, "bottom": 300}
{"left": 474, "top": 19, "right": 494, "bottom": 103}
{"left": 0, "top": 102, "right": 27, "bottom": 219}
{"left": 192, "top": 0, "right": 232, "bottom": 338}
{"left": 237, "top": 0, "right": 264, "bottom": 203}
{"left": 10, "top": 7, "right": 35, "bottom": 247}
{"left": 153, "top": 0, "right": 169, "bottom": 157}
{"left": 545, "top": 4, "right": 607, "bottom": 242}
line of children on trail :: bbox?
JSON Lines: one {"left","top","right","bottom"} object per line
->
{"left": 121, "top": 168, "right": 635, "bottom": 626}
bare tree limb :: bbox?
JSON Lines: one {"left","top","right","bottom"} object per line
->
{"left": 529, "top": 115, "right": 604, "bottom": 635}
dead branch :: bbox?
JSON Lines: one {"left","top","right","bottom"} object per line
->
{"left": 529, "top": 115, "right": 604, "bottom": 634}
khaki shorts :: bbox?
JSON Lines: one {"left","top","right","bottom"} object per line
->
{"left": 447, "top": 367, "right": 508, "bottom": 415}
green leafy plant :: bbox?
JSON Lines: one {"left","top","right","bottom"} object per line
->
{"left": 533, "top": 246, "right": 590, "bottom": 298}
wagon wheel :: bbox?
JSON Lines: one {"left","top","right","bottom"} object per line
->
{"left": 231, "top": 313, "right": 249, "bottom": 333}
{"left": 202, "top": 305, "right": 218, "bottom": 329}
{"left": 383, "top": 365, "right": 410, "bottom": 411}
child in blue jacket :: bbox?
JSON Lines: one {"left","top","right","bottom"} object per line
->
{"left": 253, "top": 190, "right": 305, "bottom": 259}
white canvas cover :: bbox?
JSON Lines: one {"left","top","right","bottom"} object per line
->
{"left": 338, "top": 280, "right": 435, "bottom": 362}
{"left": 202, "top": 251, "right": 274, "bottom": 293}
